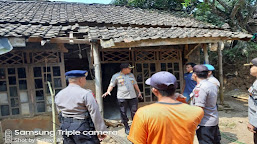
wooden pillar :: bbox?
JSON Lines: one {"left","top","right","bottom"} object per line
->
{"left": 179, "top": 50, "right": 183, "bottom": 93}
{"left": 203, "top": 44, "right": 209, "bottom": 64}
{"left": 92, "top": 42, "right": 104, "bottom": 115}
{"left": 218, "top": 41, "right": 224, "bottom": 105}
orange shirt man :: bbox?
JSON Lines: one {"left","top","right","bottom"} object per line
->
{"left": 127, "top": 71, "right": 204, "bottom": 144}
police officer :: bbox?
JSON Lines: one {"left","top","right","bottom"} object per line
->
{"left": 55, "top": 70, "right": 107, "bottom": 144}
{"left": 204, "top": 64, "right": 220, "bottom": 88}
{"left": 244, "top": 58, "right": 257, "bottom": 144}
{"left": 102, "top": 63, "right": 142, "bottom": 135}
{"left": 191, "top": 65, "right": 221, "bottom": 144}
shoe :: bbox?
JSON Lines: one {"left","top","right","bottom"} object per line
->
{"left": 123, "top": 122, "right": 130, "bottom": 135}
{"left": 125, "top": 126, "right": 130, "bottom": 135}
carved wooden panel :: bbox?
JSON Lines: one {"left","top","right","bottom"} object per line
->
{"left": 135, "top": 51, "right": 156, "bottom": 61}
{"left": 32, "top": 52, "right": 60, "bottom": 64}
{"left": 160, "top": 49, "right": 180, "bottom": 61}
{"left": 0, "top": 51, "right": 25, "bottom": 65}
{"left": 101, "top": 50, "right": 131, "bottom": 62}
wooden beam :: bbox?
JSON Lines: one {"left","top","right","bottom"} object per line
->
{"left": 179, "top": 51, "right": 183, "bottom": 93}
{"left": 50, "top": 37, "right": 91, "bottom": 44}
{"left": 203, "top": 43, "right": 209, "bottom": 64}
{"left": 185, "top": 44, "right": 201, "bottom": 59}
{"left": 185, "top": 44, "right": 189, "bottom": 52}
{"left": 69, "top": 31, "right": 74, "bottom": 44}
{"left": 92, "top": 43, "right": 104, "bottom": 116}
{"left": 8, "top": 37, "right": 26, "bottom": 47}
{"left": 27, "top": 37, "right": 43, "bottom": 43}
{"left": 104, "top": 37, "right": 233, "bottom": 49}
{"left": 27, "top": 37, "right": 91, "bottom": 44}
{"left": 57, "top": 43, "right": 68, "bottom": 53}
{"left": 218, "top": 41, "right": 224, "bottom": 105}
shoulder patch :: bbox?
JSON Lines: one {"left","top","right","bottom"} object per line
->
{"left": 194, "top": 89, "right": 200, "bottom": 97}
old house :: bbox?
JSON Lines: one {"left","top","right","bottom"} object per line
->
{"left": 0, "top": 1, "right": 252, "bottom": 131}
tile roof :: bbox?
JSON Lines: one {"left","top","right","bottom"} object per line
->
{"left": 0, "top": 23, "right": 62, "bottom": 38}
{"left": 88, "top": 26, "right": 252, "bottom": 43}
{"left": 0, "top": 1, "right": 217, "bottom": 29}
{"left": 0, "top": 1, "right": 252, "bottom": 46}
{"left": 0, "top": 23, "right": 252, "bottom": 42}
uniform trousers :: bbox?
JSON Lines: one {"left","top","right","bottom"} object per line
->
{"left": 196, "top": 125, "right": 221, "bottom": 144}
{"left": 60, "top": 117, "right": 100, "bottom": 144}
{"left": 254, "top": 132, "right": 257, "bottom": 144}
{"left": 117, "top": 98, "right": 138, "bottom": 124}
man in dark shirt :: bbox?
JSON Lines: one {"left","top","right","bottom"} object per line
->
{"left": 182, "top": 63, "right": 197, "bottom": 102}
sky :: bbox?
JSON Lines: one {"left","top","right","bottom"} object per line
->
{"left": 50, "top": 0, "right": 113, "bottom": 4}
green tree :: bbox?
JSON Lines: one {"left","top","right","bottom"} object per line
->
{"left": 112, "top": 0, "right": 185, "bottom": 11}
{"left": 111, "top": 0, "right": 257, "bottom": 34}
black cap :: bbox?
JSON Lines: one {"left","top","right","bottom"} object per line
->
{"left": 120, "top": 63, "right": 134, "bottom": 69}
{"left": 244, "top": 58, "right": 257, "bottom": 66}
{"left": 193, "top": 65, "right": 208, "bottom": 73}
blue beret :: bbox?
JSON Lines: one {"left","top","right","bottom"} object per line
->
{"left": 204, "top": 64, "right": 215, "bottom": 71}
{"left": 65, "top": 70, "right": 88, "bottom": 78}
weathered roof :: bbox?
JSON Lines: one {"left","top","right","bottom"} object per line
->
{"left": 0, "top": 23, "right": 252, "bottom": 41}
{"left": 0, "top": 1, "right": 217, "bottom": 29}
{"left": 0, "top": 23, "right": 62, "bottom": 38}
{"left": 88, "top": 26, "right": 252, "bottom": 42}
{"left": 0, "top": 1, "right": 252, "bottom": 48}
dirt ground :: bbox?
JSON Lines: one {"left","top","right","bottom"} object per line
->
{"left": 216, "top": 89, "right": 253, "bottom": 144}
{"left": 101, "top": 89, "right": 254, "bottom": 144}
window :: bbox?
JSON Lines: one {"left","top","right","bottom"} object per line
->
{"left": 33, "top": 66, "right": 63, "bottom": 113}
{"left": 0, "top": 67, "right": 30, "bottom": 116}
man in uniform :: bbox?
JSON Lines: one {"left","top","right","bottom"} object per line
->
{"left": 204, "top": 64, "right": 220, "bottom": 88}
{"left": 204, "top": 64, "right": 222, "bottom": 143}
{"left": 128, "top": 71, "right": 204, "bottom": 144}
{"left": 102, "top": 63, "right": 142, "bottom": 135}
{"left": 244, "top": 58, "right": 257, "bottom": 144}
{"left": 191, "top": 65, "right": 221, "bottom": 144}
{"left": 55, "top": 70, "right": 107, "bottom": 144}
{"left": 182, "top": 63, "right": 197, "bottom": 102}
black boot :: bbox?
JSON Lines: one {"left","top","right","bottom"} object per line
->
{"left": 124, "top": 122, "right": 130, "bottom": 135}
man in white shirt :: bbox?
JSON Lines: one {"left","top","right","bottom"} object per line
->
{"left": 204, "top": 64, "right": 220, "bottom": 88}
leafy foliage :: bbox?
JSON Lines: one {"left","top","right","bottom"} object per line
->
{"left": 111, "top": 0, "right": 257, "bottom": 66}
{"left": 112, "top": 0, "right": 256, "bottom": 34}
{"left": 112, "top": 0, "right": 184, "bottom": 11}
{"left": 208, "top": 41, "right": 257, "bottom": 65}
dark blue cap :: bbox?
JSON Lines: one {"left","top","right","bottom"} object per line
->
{"left": 145, "top": 71, "right": 177, "bottom": 90}
{"left": 120, "top": 63, "right": 134, "bottom": 69}
{"left": 65, "top": 70, "right": 88, "bottom": 78}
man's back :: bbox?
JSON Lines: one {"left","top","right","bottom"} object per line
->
{"left": 208, "top": 75, "right": 220, "bottom": 87}
{"left": 55, "top": 84, "right": 90, "bottom": 119}
{"left": 192, "top": 80, "right": 219, "bottom": 126}
{"left": 128, "top": 102, "right": 204, "bottom": 144}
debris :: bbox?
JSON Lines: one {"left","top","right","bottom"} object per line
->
{"left": 104, "top": 120, "right": 123, "bottom": 128}
{"left": 231, "top": 95, "right": 248, "bottom": 101}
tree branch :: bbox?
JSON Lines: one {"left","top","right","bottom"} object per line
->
{"left": 230, "top": 0, "right": 245, "bottom": 20}
{"left": 216, "top": 0, "right": 230, "bottom": 11}
{"left": 211, "top": 8, "right": 227, "bottom": 21}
